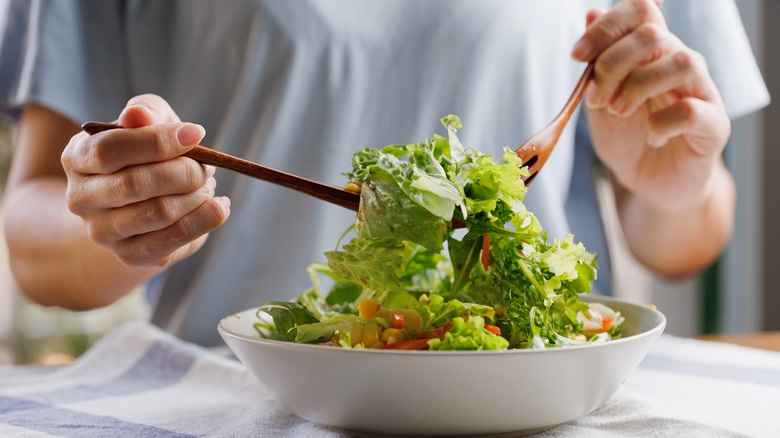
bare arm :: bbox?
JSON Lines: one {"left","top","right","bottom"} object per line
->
{"left": 612, "top": 160, "right": 734, "bottom": 276}
{"left": 4, "top": 105, "right": 159, "bottom": 307}
{"left": 4, "top": 97, "right": 230, "bottom": 309}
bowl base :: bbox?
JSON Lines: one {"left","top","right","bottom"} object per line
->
{"left": 325, "top": 424, "right": 559, "bottom": 437}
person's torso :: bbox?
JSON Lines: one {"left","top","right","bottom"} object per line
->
{"left": 124, "top": 0, "right": 605, "bottom": 344}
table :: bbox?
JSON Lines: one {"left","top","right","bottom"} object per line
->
{"left": 1, "top": 322, "right": 779, "bottom": 437}
{"left": 696, "top": 331, "right": 780, "bottom": 352}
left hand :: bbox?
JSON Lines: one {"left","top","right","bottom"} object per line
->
{"left": 572, "top": 0, "right": 731, "bottom": 211}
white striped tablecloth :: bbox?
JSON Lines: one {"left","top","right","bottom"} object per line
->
{"left": 0, "top": 321, "right": 778, "bottom": 437}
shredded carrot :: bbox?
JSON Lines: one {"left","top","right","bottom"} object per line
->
{"left": 484, "top": 324, "right": 501, "bottom": 335}
{"left": 393, "top": 313, "right": 405, "bottom": 329}
{"left": 481, "top": 234, "right": 490, "bottom": 271}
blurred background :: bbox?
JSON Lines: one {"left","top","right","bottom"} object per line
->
{"left": 0, "top": 1, "right": 777, "bottom": 365}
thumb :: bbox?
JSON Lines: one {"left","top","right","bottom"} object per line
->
{"left": 118, "top": 93, "right": 181, "bottom": 128}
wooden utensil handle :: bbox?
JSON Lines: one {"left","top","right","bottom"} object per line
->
{"left": 80, "top": 122, "right": 361, "bottom": 212}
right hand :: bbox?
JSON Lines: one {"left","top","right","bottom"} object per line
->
{"left": 61, "top": 94, "right": 231, "bottom": 268}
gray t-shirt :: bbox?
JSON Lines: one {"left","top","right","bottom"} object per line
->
{"left": 1, "top": 0, "right": 769, "bottom": 345}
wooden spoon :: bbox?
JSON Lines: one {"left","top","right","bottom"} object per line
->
{"left": 515, "top": 62, "right": 595, "bottom": 185}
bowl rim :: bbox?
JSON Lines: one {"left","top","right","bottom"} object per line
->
{"left": 218, "top": 294, "right": 666, "bottom": 357}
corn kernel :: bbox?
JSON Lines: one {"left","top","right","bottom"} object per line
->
{"left": 345, "top": 182, "right": 362, "bottom": 193}
{"left": 380, "top": 328, "right": 405, "bottom": 343}
{"left": 358, "top": 298, "right": 381, "bottom": 320}
{"left": 362, "top": 323, "right": 381, "bottom": 347}
{"left": 349, "top": 324, "right": 364, "bottom": 347}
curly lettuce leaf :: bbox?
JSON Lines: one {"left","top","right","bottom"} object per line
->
{"left": 454, "top": 147, "right": 528, "bottom": 219}
{"left": 428, "top": 315, "right": 509, "bottom": 350}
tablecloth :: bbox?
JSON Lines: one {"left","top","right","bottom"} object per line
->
{"left": 1, "top": 321, "right": 778, "bottom": 437}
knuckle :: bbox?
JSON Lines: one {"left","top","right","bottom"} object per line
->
{"left": 594, "top": 20, "right": 623, "bottom": 44}
{"left": 678, "top": 99, "right": 698, "bottom": 120}
{"left": 86, "top": 220, "right": 113, "bottom": 247}
{"left": 635, "top": 22, "right": 662, "bottom": 44}
{"left": 595, "top": 52, "right": 619, "bottom": 78}
{"left": 672, "top": 50, "right": 692, "bottom": 69}
{"left": 165, "top": 215, "right": 197, "bottom": 245}
{"left": 629, "top": 0, "right": 656, "bottom": 22}
{"left": 164, "top": 200, "right": 224, "bottom": 245}
{"left": 60, "top": 138, "right": 79, "bottom": 170}
{"left": 145, "top": 197, "right": 179, "bottom": 227}
{"left": 115, "top": 241, "right": 169, "bottom": 268}
{"left": 149, "top": 129, "right": 171, "bottom": 158}
{"left": 671, "top": 50, "right": 701, "bottom": 72}
{"left": 64, "top": 186, "right": 85, "bottom": 215}
{"left": 201, "top": 198, "right": 229, "bottom": 225}
{"left": 114, "top": 169, "right": 151, "bottom": 202}
{"left": 181, "top": 158, "right": 206, "bottom": 190}
{"left": 86, "top": 134, "right": 118, "bottom": 172}
{"left": 61, "top": 133, "right": 94, "bottom": 171}
{"left": 625, "top": 65, "right": 658, "bottom": 94}
{"left": 620, "top": 77, "right": 642, "bottom": 102}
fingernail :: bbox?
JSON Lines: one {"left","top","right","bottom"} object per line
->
{"left": 571, "top": 37, "right": 593, "bottom": 61}
{"left": 207, "top": 177, "right": 217, "bottom": 190}
{"left": 177, "top": 124, "right": 205, "bottom": 147}
{"left": 219, "top": 196, "right": 231, "bottom": 210}
{"left": 204, "top": 165, "right": 216, "bottom": 178}
{"left": 586, "top": 90, "right": 606, "bottom": 109}
{"left": 608, "top": 97, "right": 627, "bottom": 116}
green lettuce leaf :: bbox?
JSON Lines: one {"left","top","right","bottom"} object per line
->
{"left": 258, "top": 302, "right": 321, "bottom": 342}
{"left": 428, "top": 315, "right": 509, "bottom": 350}
{"left": 356, "top": 168, "right": 450, "bottom": 251}
{"left": 325, "top": 238, "right": 406, "bottom": 292}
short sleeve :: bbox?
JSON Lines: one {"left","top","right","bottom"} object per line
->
{"left": 661, "top": 0, "right": 770, "bottom": 120}
{"left": 0, "top": 0, "right": 130, "bottom": 123}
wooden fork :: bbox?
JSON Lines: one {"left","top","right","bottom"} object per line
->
{"left": 515, "top": 62, "right": 595, "bottom": 185}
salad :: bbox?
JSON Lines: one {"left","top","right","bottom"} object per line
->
{"left": 255, "top": 115, "right": 623, "bottom": 350}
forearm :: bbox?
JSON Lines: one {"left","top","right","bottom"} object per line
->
{"left": 3, "top": 177, "right": 162, "bottom": 309}
{"left": 615, "top": 160, "right": 735, "bottom": 277}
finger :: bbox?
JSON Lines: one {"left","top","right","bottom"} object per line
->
{"left": 119, "top": 94, "right": 182, "bottom": 128}
{"left": 74, "top": 157, "right": 213, "bottom": 210}
{"left": 113, "top": 196, "right": 231, "bottom": 267}
{"left": 86, "top": 177, "right": 218, "bottom": 245}
{"left": 646, "top": 97, "right": 728, "bottom": 153}
{"left": 572, "top": 0, "right": 665, "bottom": 62}
{"left": 586, "top": 23, "right": 681, "bottom": 109}
{"left": 75, "top": 122, "right": 205, "bottom": 174}
{"left": 585, "top": 8, "right": 606, "bottom": 27}
{"left": 609, "top": 50, "right": 717, "bottom": 117}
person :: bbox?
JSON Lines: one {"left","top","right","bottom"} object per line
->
{"left": 0, "top": 0, "right": 769, "bottom": 345}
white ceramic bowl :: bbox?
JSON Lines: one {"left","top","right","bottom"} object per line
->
{"left": 218, "top": 295, "right": 665, "bottom": 436}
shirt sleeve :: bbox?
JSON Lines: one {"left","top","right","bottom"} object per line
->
{"left": 0, "top": 0, "right": 130, "bottom": 124}
{"left": 661, "top": 0, "right": 770, "bottom": 120}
